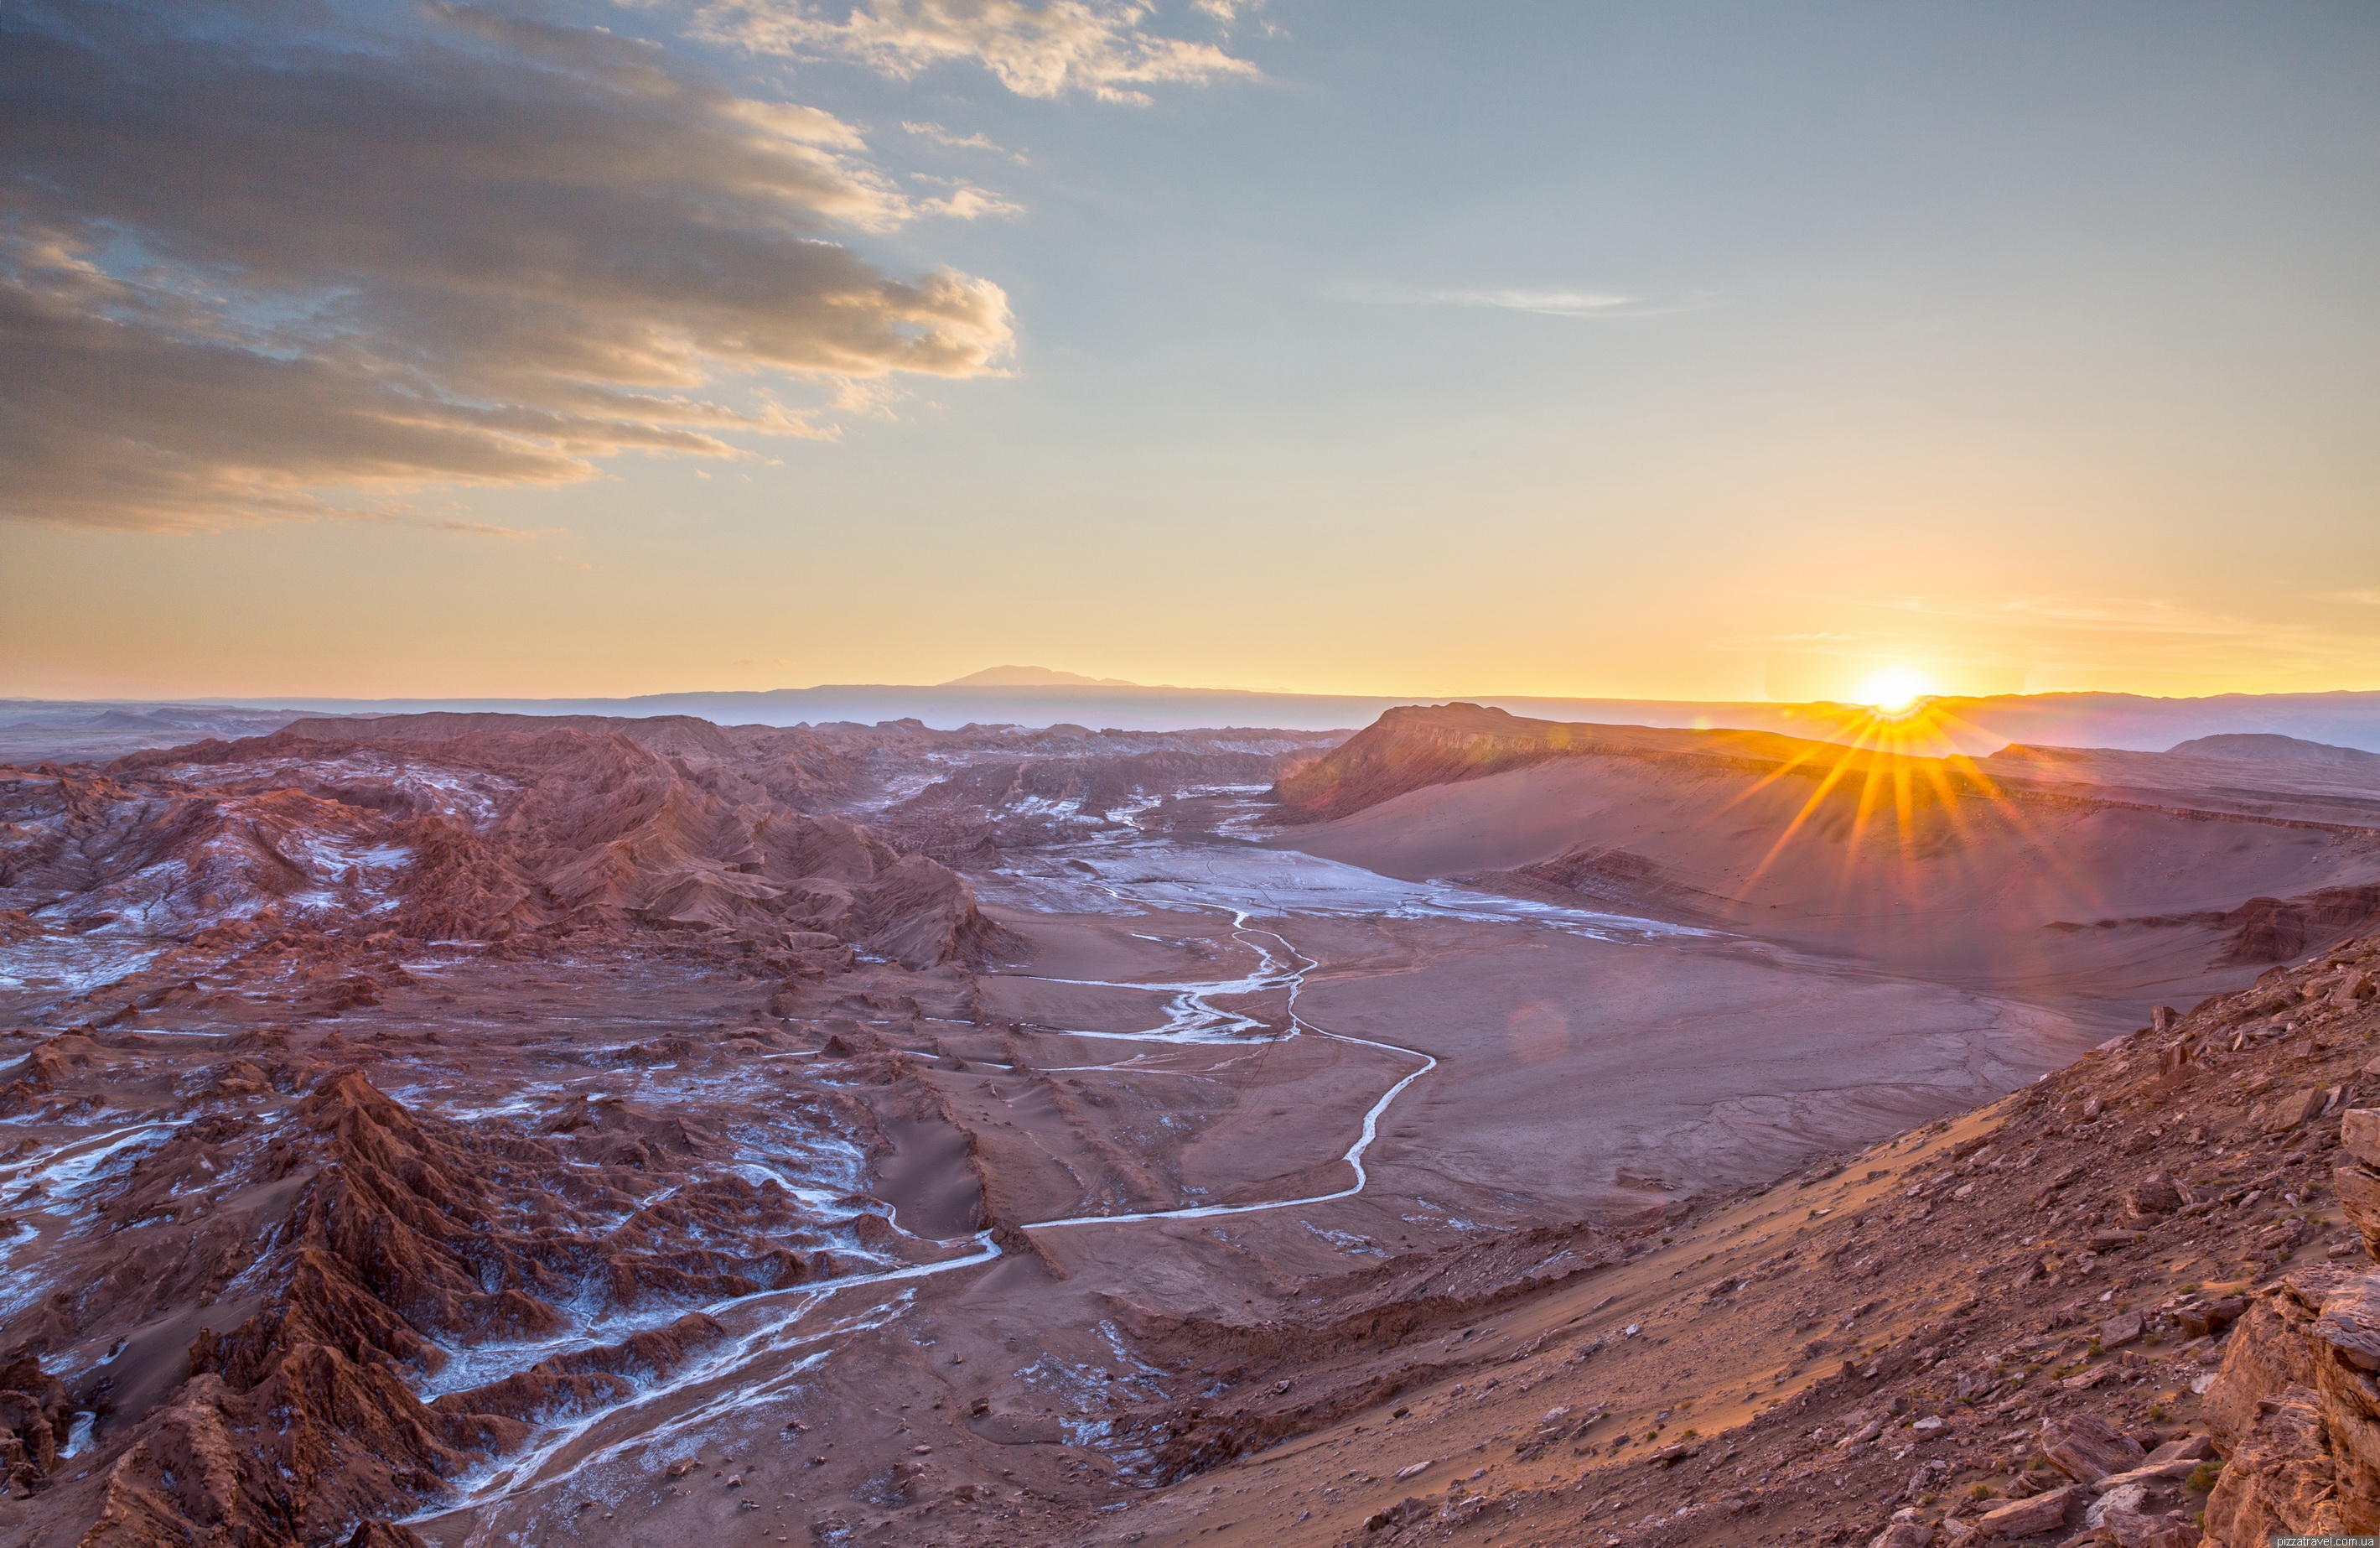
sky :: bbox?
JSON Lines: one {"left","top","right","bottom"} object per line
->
{"left": 3, "top": 0, "right": 2377, "bottom": 705}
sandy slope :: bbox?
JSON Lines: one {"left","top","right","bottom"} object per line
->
{"left": 1268, "top": 707, "right": 2380, "bottom": 1020}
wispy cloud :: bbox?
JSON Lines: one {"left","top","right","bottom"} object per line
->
{"left": 1334, "top": 283, "right": 1646, "bottom": 318}
{"left": 1190, "top": 0, "right": 1278, "bottom": 34}
{"left": 1991, "top": 593, "right": 2280, "bottom": 639}
{"left": 700, "top": 0, "right": 1261, "bottom": 106}
{"left": 2327, "top": 589, "right": 2380, "bottom": 606}
{"left": 909, "top": 172, "right": 1026, "bottom": 218}
{"left": 901, "top": 119, "right": 1027, "bottom": 161}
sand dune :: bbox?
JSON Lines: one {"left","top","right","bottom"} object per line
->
{"left": 1271, "top": 704, "right": 2380, "bottom": 1016}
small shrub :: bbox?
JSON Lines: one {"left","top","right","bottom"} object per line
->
{"left": 2186, "top": 1461, "right": 2222, "bottom": 1492}
{"left": 1968, "top": 1483, "right": 1994, "bottom": 1501}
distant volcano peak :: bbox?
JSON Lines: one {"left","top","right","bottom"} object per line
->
{"left": 938, "top": 665, "right": 1139, "bottom": 688}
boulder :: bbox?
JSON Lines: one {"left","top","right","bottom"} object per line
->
{"left": 2258, "top": 1218, "right": 2313, "bottom": 1255}
{"left": 2177, "top": 1296, "right": 2247, "bottom": 1339}
{"left": 2266, "top": 1087, "right": 2332, "bottom": 1133}
{"left": 2100, "top": 1310, "right": 2144, "bottom": 1348}
{"left": 1974, "top": 1484, "right": 2077, "bottom": 1536}
{"left": 2336, "top": 1163, "right": 2380, "bottom": 1254}
{"left": 2142, "top": 1433, "right": 2216, "bottom": 1465}
{"left": 2040, "top": 1412, "right": 2146, "bottom": 1483}
{"left": 2089, "top": 1457, "right": 2209, "bottom": 1492}
{"left": 2100, "top": 1508, "right": 2199, "bottom": 1548}
{"left": 2084, "top": 1480, "right": 2145, "bottom": 1526}
{"left": 2314, "top": 1271, "right": 2380, "bottom": 1371}
{"left": 2123, "top": 1177, "right": 2183, "bottom": 1218}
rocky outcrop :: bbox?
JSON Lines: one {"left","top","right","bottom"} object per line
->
{"left": 1271, "top": 703, "right": 1657, "bottom": 820}
{"left": 12, "top": 1065, "right": 916, "bottom": 1546}
{"left": 2219, "top": 887, "right": 2380, "bottom": 966}
{"left": 2184, "top": 1110, "right": 2380, "bottom": 1537}
{"left": 0, "top": 1354, "right": 70, "bottom": 1495}
{"left": 1, "top": 716, "right": 1019, "bottom": 975}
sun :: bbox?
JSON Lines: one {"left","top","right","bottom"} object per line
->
{"left": 1854, "top": 664, "right": 1937, "bottom": 714}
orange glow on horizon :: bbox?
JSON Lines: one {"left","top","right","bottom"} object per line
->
{"left": 1698, "top": 693, "right": 2111, "bottom": 933}
{"left": 1853, "top": 665, "right": 1939, "bottom": 714}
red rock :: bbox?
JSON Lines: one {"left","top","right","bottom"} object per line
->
{"left": 2343, "top": 1109, "right": 2380, "bottom": 1167}
{"left": 2203, "top": 1384, "right": 2353, "bottom": 1540}
{"left": 1974, "top": 1484, "right": 2077, "bottom": 1536}
{"left": 2040, "top": 1413, "right": 2145, "bottom": 1483}
{"left": 2123, "top": 1177, "right": 2182, "bottom": 1217}
{"left": 2314, "top": 1270, "right": 2380, "bottom": 1369}
{"left": 2265, "top": 1087, "right": 2332, "bottom": 1133}
{"left": 2178, "top": 1296, "right": 2247, "bottom": 1339}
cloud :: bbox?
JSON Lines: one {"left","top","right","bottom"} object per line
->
{"left": 1991, "top": 594, "right": 2273, "bottom": 637}
{"left": 1335, "top": 283, "right": 1646, "bottom": 318}
{"left": 0, "top": 0, "right": 1014, "bottom": 532}
{"left": 700, "top": 0, "right": 1260, "bottom": 105}
{"left": 1189, "top": 0, "right": 1274, "bottom": 31}
{"left": 921, "top": 186, "right": 1028, "bottom": 219}
{"left": 2328, "top": 590, "right": 2380, "bottom": 606}
{"left": 909, "top": 173, "right": 1027, "bottom": 219}
{"left": 901, "top": 119, "right": 1026, "bottom": 160}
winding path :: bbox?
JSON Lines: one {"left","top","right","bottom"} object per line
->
{"left": 426, "top": 912, "right": 1440, "bottom": 1526}
{"left": 1019, "top": 920, "right": 1437, "bottom": 1229}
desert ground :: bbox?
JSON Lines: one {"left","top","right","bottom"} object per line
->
{"left": 3, "top": 704, "right": 2377, "bottom": 1547}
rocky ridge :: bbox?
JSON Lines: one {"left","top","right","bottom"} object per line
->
{"left": 1145, "top": 935, "right": 2380, "bottom": 1547}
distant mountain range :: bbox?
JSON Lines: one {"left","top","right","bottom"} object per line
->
{"left": 8, "top": 678, "right": 2380, "bottom": 755}
{"left": 936, "top": 665, "right": 1140, "bottom": 688}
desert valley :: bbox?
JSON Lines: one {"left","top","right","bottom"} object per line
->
{"left": 3, "top": 696, "right": 2380, "bottom": 1548}
{"left": 7, "top": 6, "right": 2374, "bottom": 1545}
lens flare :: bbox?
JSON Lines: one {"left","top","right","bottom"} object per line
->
{"left": 1854, "top": 665, "right": 1937, "bottom": 714}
